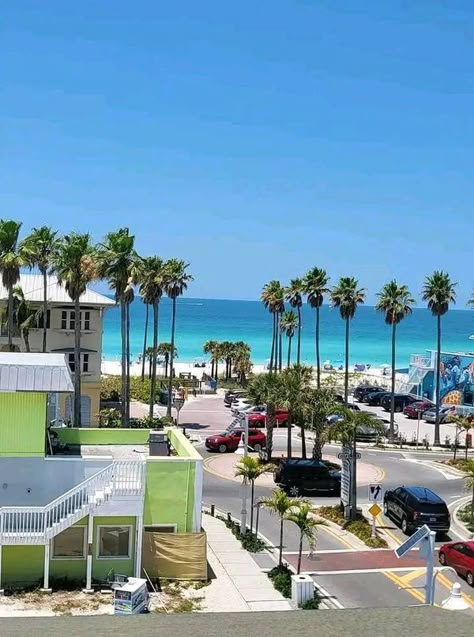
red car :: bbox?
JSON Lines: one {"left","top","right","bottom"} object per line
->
{"left": 205, "top": 428, "right": 266, "bottom": 453}
{"left": 248, "top": 409, "right": 289, "bottom": 428}
{"left": 403, "top": 400, "right": 434, "bottom": 419}
{"left": 439, "top": 541, "right": 474, "bottom": 587}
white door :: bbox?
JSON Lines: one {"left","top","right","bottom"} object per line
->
{"left": 65, "top": 395, "right": 92, "bottom": 427}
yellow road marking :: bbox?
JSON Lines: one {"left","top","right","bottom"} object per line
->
{"left": 383, "top": 570, "right": 426, "bottom": 604}
{"left": 376, "top": 514, "right": 401, "bottom": 545}
{"left": 396, "top": 568, "right": 426, "bottom": 586}
{"left": 319, "top": 525, "right": 355, "bottom": 550}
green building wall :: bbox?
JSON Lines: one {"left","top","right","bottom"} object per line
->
{"left": 0, "top": 393, "right": 47, "bottom": 457}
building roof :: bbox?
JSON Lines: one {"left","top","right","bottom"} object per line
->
{"left": 0, "top": 353, "right": 74, "bottom": 393}
{"left": 0, "top": 273, "right": 115, "bottom": 307}
{"left": 0, "top": 608, "right": 472, "bottom": 637}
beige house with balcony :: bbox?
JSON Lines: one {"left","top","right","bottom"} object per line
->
{"left": 0, "top": 274, "right": 115, "bottom": 426}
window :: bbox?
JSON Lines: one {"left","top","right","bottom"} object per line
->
{"left": 61, "top": 310, "right": 92, "bottom": 331}
{"left": 52, "top": 526, "right": 86, "bottom": 559}
{"left": 97, "top": 526, "right": 132, "bottom": 559}
{"left": 144, "top": 525, "right": 177, "bottom": 533}
{"left": 67, "top": 353, "right": 90, "bottom": 373}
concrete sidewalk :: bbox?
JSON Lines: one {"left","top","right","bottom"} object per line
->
{"left": 202, "top": 514, "right": 293, "bottom": 612}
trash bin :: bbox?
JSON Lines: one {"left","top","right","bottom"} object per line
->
{"left": 291, "top": 574, "right": 314, "bottom": 606}
{"left": 148, "top": 431, "right": 169, "bottom": 456}
{"left": 209, "top": 379, "right": 217, "bottom": 391}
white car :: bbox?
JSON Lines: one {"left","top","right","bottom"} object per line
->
{"left": 230, "top": 399, "right": 255, "bottom": 415}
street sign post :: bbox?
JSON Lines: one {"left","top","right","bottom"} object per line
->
{"left": 368, "top": 503, "right": 381, "bottom": 538}
{"left": 368, "top": 483, "right": 383, "bottom": 502}
{"left": 172, "top": 398, "right": 185, "bottom": 431}
{"left": 394, "top": 525, "right": 436, "bottom": 605}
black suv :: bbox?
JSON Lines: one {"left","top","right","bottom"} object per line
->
{"left": 365, "top": 391, "right": 390, "bottom": 406}
{"left": 353, "top": 385, "right": 383, "bottom": 402}
{"left": 383, "top": 486, "right": 450, "bottom": 535}
{"left": 273, "top": 459, "right": 341, "bottom": 497}
{"left": 380, "top": 393, "right": 420, "bottom": 413}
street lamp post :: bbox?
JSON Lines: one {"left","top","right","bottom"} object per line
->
{"left": 236, "top": 413, "right": 249, "bottom": 536}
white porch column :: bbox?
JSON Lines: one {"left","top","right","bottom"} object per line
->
{"left": 41, "top": 544, "right": 51, "bottom": 592}
{"left": 83, "top": 514, "right": 94, "bottom": 593}
{"left": 193, "top": 458, "right": 204, "bottom": 532}
{"left": 0, "top": 544, "right": 3, "bottom": 594}
{"left": 134, "top": 515, "right": 144, "bottom": 578}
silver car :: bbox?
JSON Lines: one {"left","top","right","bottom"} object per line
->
{"left": 423, "top": 405, "right": 455, "bottom": 423}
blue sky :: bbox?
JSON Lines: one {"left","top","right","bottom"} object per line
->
{"left": 2, "top": 1, "right": 474, "bottom": 305}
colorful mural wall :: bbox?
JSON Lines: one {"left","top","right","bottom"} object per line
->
{"left": 439, "top": 353, "right": 474, "bottom": 405}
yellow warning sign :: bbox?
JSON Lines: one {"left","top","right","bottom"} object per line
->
{"left": 368, "top": 503, "right": 381, "bottom": 517}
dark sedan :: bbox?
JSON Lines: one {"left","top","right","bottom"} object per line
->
{"left": 353, "top": 385, "right": 383, "bottom": 402}
{"left": 365, "top": 391, "right": 391, "bottom": 406}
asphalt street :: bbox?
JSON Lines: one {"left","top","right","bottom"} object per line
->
{"left": 177, "top": 394, "right": 474, "bottom": 609}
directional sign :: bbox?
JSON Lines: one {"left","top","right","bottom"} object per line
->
{"left": 340, "top": 445, "right": 352, "bottom": 509}
{"left": 173, "top": 398, "right": 185, "bottom": 412}
{"left": 368, "top": 503, "right": 381, "bottom": 517}
{"left": 395, "top": 524, "right": 431, "bottom": 559}
{"left": 368, "top": 483, "right": 383, "bottom": 502}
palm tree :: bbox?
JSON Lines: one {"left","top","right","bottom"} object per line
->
{"left": 331, "top": 408, "right": 384, "bottom": 520}
{"left": 53, "top": 233, "right": 96, "bottom": 427}
{"left": 97, "top": 228, "right": 139, "bottom": 428}
{"left": 20, "top": 226, "right": 59, "bottom": 352}
{"left": 279, "top": 310, "right": 299, "bottom": 367}
{"left": 449, "top": 415, "right": 473, "bottom": 462}
{"left": 463, "top": 459, "right": 474, "bottom": 525}
{"left": 376, "top": 281, "right": 415, "bottom": 442}
{"left": 162, "top": 259, "right": 193, "bottom": 417}
{"left": 220, "top": 340, "right": 234, "bottom": 380}
{"left": 285, "top": 502, "right": 326, "bottom": 574}
{"left": 203, "top": 340, "right": 218, "bottom": 377}
{"left": 0, "top": 220, "right": 26, "bottom": 351}
{"left": 246, "top": 373, "right": 284, "bottom": 461}
{"left": 261, "top": 281, "right": 284, "bottom": 373}
{"left": 303, "top": 267, "right": 330, "bottom": 389}
{"left": 305, "top": 387, "right": 337, "bottom": 461}
{"left": 138, "top": 256, "right": 164, "bottom": 417}
{"left": 422, "top": 271, "right": 457, "bottom": 446}
{"left": 285, "top": 278, "right": 304, "bottom": 365}
{"left": 279, "top": 365, "right": 313, "bottom": 459}
{"left": 259, "top": 489, "right": 301, "bottom": 565}
{"left": 12, "top": 285, "right": 42, "bottom": 352}
{"left": 234, "top": 456, "right": 271, "bottom": 536}
{"left": 330, "top": 277, "right": 365, "bottom": 405}
{"left": 157, "top": 342, "right": 177, "bottom": 378}
{"left": 233, "top": 341, "right": 252, "bottom": 386}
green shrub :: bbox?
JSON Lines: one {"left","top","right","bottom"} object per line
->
{"left": 97, "top": 408, "right": 122, "bottom": 428}
{"left": 318, "top": 506, "right": 387, "bottom": 549}
{"left": 457, "top": 504, "right": 474, "bottom": 533}
{"left": 301, "top": 594, "right": 321, "bottom": 610}
{"left": 268, "top": 564, "right": 292, "bottom": 580}
{"left": 272, "top": 572, "right": 292, "bottom": 598}
{"left": 240, "top": 532, "right": 266, "bottom": 553}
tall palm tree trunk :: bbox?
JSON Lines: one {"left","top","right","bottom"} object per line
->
{"left": 287, "top": 409, "right": 292, "bottom": 458}
{"left": 269, "top": 313, "right": 276, "bottom": 373}
{"left": 434, "top": 314, "right": 442, "bottom": 446}
{"left": 297, "top": 531, "right": 303, "bottom": 574}
{"left": 389, "top": 322, "right": 396, "bottom": 443}
{"left": 297, "top": 306, "right": 301, "bottom": 365}
{"left": 167, "top": 297, "right": 177, "bottom": 417}
{"left": 141, "top": 304, "right": 149, "bottom": 381}
{"left": 300, "top": 417, "right": 307, "bottom": 459}
{"left": 42, "top": 269, "right": 48, "bottom": 352}
{"left": 148, "top": 355, "right": 152, "bottom": 379}
{"left": 7, "top": 288, "right": 14, "bottom": 351}
{"left": 165, "top": 354, "right": 169, "bottom": 379}
{"left": 149, "top": 300, "right": 159, "bottom": 419}
{"left": 344, "top": 318, "right": 350, "bottom": 405}
{"left": 23, "top": 328, "right": 31, "bottom": 352}
{"left": 287, "top": 336, "right": 292, "bottom": 368}
{"left": 316, "top": 306, "right": 321, "bottom": 389}
{"left": 278, "top": 519, "right": 284, "bottom": 565}
{"left": 73, "top": 296, "right": 82, "bottom": 427}
{"left": 124, "top": 301, "right": 131, "bottom": 428}
{"left": 278, "top": 313, "right": 283, "bottom": 372}
{"left": 120, "top": 301, "right": 127, "bottom": 425}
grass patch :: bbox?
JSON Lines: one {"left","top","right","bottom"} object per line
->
{"left": 318, "top": 505, "right": 388, "bottom": 549}
{"left": 457, "top": 503, "right": 474, "bottom": 533}
{"left": 153, "top": 581, "right": 204, "bottom": 613}
{"left": 442, "top": 458, "right": 471, "bottom": 472}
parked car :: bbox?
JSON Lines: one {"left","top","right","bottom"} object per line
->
{"left": 205, "top": 428, "right": 266, "bottom": 453}
{"left": 353, "top": 385, "right": 383, "bottom": 402}
{"left": 439, "top": 541, "right": 474, "bottom": 587}
{"left": 403, "top": 399, "right": 434, "bottom": 419}
{"left": 231, "top": 399, "right": 255, "bottom": 415}
{"left": 273, "top": 459, "right": 341, "bottom": 496}
{"left": 380, "top": 393, "right": 420, "bottom": 413}
{"left": 248, "top": 409, "right": 289, "bottom": 428}
{"left": 424, "top": 405, "right": 456, "bottom": 424}
{"left": 383, "top": 486, "right": 450, "bottom": 535}
{"left": 365, "top": 391, "right": 391, "bottom": 406}
{"left": 224, "top": 389, "right": 246, "bottom": 407}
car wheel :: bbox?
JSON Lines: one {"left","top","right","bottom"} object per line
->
{"left": 253, "top": 443, "right": 262, "bottom": 453}
{"left": 218, "top": 444, "right": 227, "bottom": 453}
{"left": 395, "top": 405, "right": 403, "bottom": 413}
{"left": 401, "top": 517, "right": 410, "bottom": 535}
{"left": 289, "top": 485, "right": 300, "bottom": 497}
{"left": 439, "top": 552, "right": 447, "bottom": 566}
{"left": 467, "top": 571, "right": 474, "bottom": 587}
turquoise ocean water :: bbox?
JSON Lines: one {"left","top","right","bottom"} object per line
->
{"left": 102, "top": 298, "right": 474, "bottom": 369}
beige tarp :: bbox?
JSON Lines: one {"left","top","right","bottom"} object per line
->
{"left": 142, "top": 532, "right": 207, "bottom": 580}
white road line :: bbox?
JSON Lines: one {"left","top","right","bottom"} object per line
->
{"left": 311, "top": 566, "right": 448, "bottom": 576}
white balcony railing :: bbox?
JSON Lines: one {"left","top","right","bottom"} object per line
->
{"left": 0, "top": 460, "right": 145, "bottom": 545}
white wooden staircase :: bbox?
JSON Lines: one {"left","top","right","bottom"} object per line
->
{"left": 0, "top": 460, "right": 145, "bottom": 545}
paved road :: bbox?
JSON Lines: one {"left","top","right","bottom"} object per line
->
{"left": 191, "top": 394, "right": 474, "bottom": 609}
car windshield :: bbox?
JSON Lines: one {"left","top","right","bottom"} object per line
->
{"left": 417, "top": 502, "right": 447, "bottom": 513}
